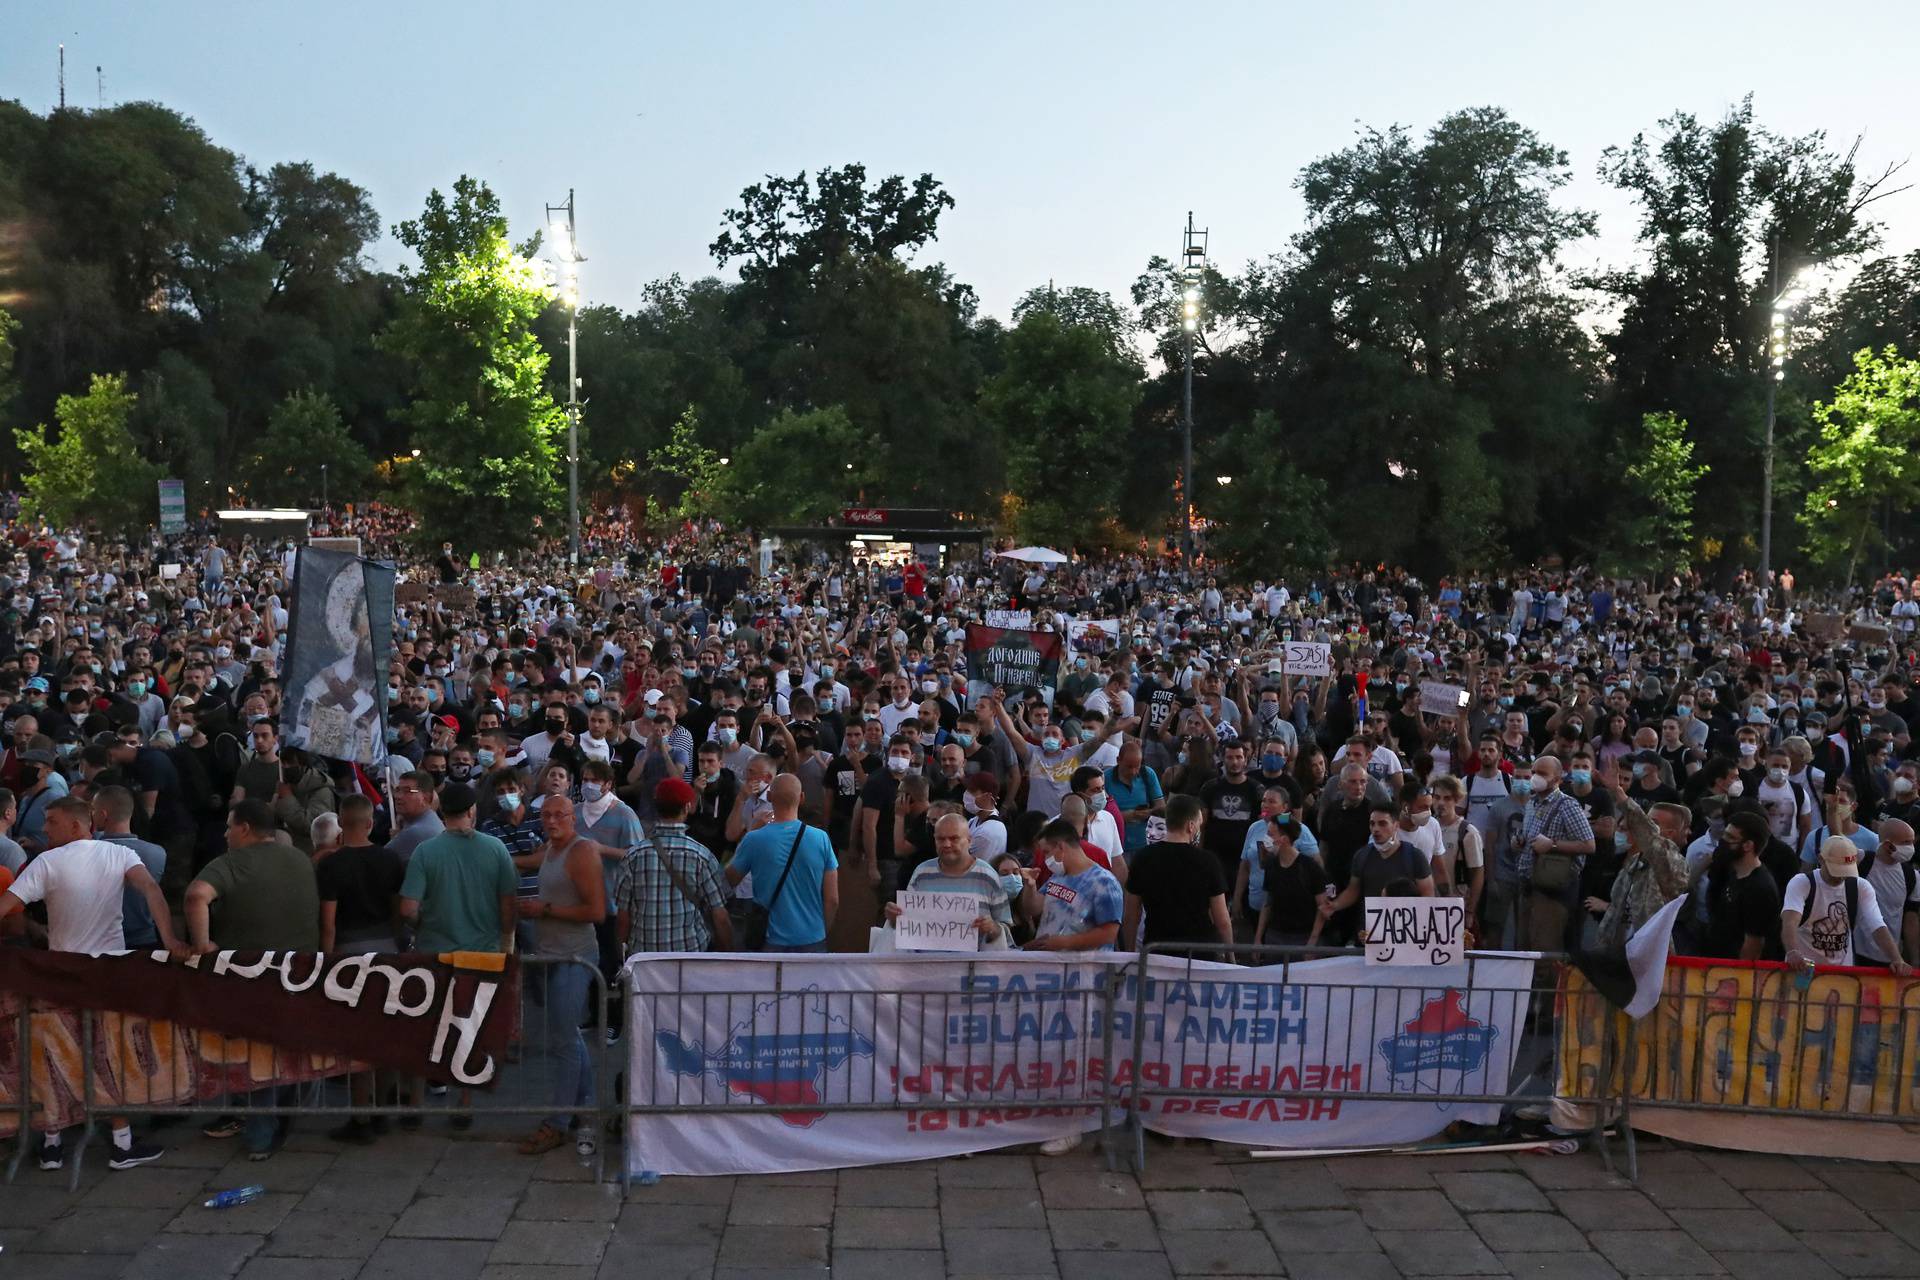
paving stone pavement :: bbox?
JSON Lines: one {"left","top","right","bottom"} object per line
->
{"left": 7, "top": 1127, "right": 1920, "bottom": 1278}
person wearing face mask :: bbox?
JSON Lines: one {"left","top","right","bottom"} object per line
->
{"left": 858, "top": 735, "right": 918, "bottom": 901}
{"left": 1857, "top": 818, "right": 1920, "bottom": 967}
{"left": 1698, "top": 810, "right": 1782, "bottom": 961}
{"left": 520, "top": 703, "right": 577, "bottom": 775}
{"left": 1320, "top": 802, "right": 1437, "bottom": 928}
{"left": 1755, "top": 746, "right": 1815, "bottom": 847}
{"left": 479, "top": 771, "right": 544, "bottom": 919}
{"left": 1883, "top": 766, "right": 1920, "bottom": 827}
{"left": 1518, "top": 756, "right": 1596, "bottom": 953}
{"left": 1798, "top": 781, "right": 1879, "bottom": 869}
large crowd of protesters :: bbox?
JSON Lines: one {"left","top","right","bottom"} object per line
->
{"left": 4, "top": 499, "right": 1920, "bottom": 1169}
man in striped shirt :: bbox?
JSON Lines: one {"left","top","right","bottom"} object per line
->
{"left": 615, "top": 778, "right": 733, "bottom": 954}
{"left": 887, "top": 813, "right": 1013, "bottom": 949}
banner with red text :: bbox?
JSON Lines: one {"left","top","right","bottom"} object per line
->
{"left": 624, "top": 952, "right": 1533, "bottom": 1175}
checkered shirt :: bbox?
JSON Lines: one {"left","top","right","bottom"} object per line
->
{"left": 614, "top": 822, "right": 728, "bottom": 954}
{"left": 1518, "top": 786, "right": 1594, "bottom": 880}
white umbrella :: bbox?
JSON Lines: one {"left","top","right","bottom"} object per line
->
{"left": 995, "top": 546, "right": 1069, "bottom": 565}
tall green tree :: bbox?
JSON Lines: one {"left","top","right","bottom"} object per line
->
{"left": 1624, "top": 412, "right": 1709, "bottom": 573}
{"left": 1199, "top": 412, "right": 1334, "bottom": 576}
{"left": 15, "top": 373, "right": 163, "bottom": 531}
{"left": 644, "top": 408, "right": 728, "bottom": 525}
{"left": 381, "top": 177, "right": 564, "bottom": 550}
{"left": 240, "top": 389, "right": 375, "bottom": 508}
{"left": 979, "top": 311, "right": 1141, "bottom": 549}
{"left": 1594, "top": 97, "right": 1903, "bottom": 566}
{"left": 721, "top": 406, "right": 875, "bottom": 527}
{"left": 1799, "top": 347, "right": 1920, "bottom": 584}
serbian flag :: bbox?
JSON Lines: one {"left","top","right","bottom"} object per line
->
{"left": 1570, "top": 893, "right": 1686, "bottom": 1019}
{"left": 1354, "top": 670, "right": 1369, "bottom": 722}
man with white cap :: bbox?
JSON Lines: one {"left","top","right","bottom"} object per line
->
{"left": 1781, "top": 835, "right": 1913, "bottom": 973}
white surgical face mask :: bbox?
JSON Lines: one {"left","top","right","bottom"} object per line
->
{"left": 1891, "top": 843, "right": 1916, "bottom": 863}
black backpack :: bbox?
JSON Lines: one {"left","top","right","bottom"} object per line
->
{"left": 1861, "top": 848, "right": 1918, "bottom": 905}
{"left": 1793, "top": 869, "right": 1859, "bottom": 944}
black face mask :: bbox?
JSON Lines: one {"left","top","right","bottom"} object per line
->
{"left": 547, "top": 719, "right": 567, "bottom": 736}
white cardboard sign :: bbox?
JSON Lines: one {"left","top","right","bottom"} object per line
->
{"left": 1273, "top": 641, "right": 1331, "bottom": 676}
{"left": 894, "top": 891, "right": 981, "bottom": 952}
{"left": 1363, "top": 897, "right": 1466, "bottom": 967}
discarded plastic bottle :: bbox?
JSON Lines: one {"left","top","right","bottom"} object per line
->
{"left": 203, "top": 1185, "right": 266, "bottom": 1209}
{"left": 628, "top": 1170, "right": 661, "bottom": 1187}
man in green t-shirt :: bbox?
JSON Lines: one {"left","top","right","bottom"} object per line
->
{"left": 184, "top": 797, "right": 322, "bottom": 1160}
{"left": 401, "top": 783, "right": 516, "bottom": 955}
{"left": 187, "top": 798, "right": 321, "bottom": 954}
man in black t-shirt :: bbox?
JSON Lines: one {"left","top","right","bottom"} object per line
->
{"left": 1702, "top": 811, "right": 1782, "bottom": 961}
{"left": 1122, "top": 795, "right": 1231, "bottom": 959}
{"left": 315, "top": 796, "right": 405, "bottom": 952}
{"left": 1200, "top": 743, "right": 1263, "bottom": 882}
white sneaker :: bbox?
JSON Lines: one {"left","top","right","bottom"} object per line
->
{"left": 1039, "top": 1135, "right": 1082, "bottom": 1157}
{"left": 576, "top": 1133, "right": 597, "bottom": 1158}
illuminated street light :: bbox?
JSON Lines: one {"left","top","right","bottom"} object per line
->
{"left": 1215, "top": 475, "right": 1232, "bottom": 486}
{"left": 545, "top": 189, "right": 585, "bottom": 565}
{"left": 1760, "top": 253, "right": 1826, "bottom": 596}
{"left": 1176, "top": 211, "right": 1208, "bottom": 559}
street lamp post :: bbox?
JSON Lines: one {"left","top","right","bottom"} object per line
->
{"left": 546, "top": 189, "right": 584, "bottom": 566}
{"left": 320, "top": 463, "right": 328, "bottom": 513}
{"left": 1178, "top": 212, "right": 1208, "bottom": 560}
{"left": 1760, "top": 246, "right": 1815, "bottom": 598}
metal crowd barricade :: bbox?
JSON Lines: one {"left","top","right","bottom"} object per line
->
{"left": 1120, "top": 942, "right": 1590, "bottom": 1174}
{"left": 619, "top": 954, "right": 1133, "bottom": 1169}
{"left": 1559, "top": 958, "right": 1920, "bottom": 1182}
{"left": 59, "top": 954, "right": 608, "bottom": 1188}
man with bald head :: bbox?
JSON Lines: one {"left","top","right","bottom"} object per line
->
{"left": 887, "top": 813, "right": 1013, "bottom": 949}
{"left": 1860, "top": 818, "right": 1920, "bottom": 966}
{"left": 1521, "top": 753, "right": 1595, "bottom": 952}
{"left": 726, "top": 773, "right": 839, "bottom": 952}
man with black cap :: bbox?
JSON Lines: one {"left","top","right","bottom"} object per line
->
{"left": 400, "top": 783, "right": 517, "bottom": 957}
{"left": 614, "top": 777, "right": 733, "bottom": 954}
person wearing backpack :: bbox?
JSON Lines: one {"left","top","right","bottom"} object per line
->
{"left": 1781, "top": 835, "right": 1913, "bottom": 974}
{"left": 1855, "top": 818, "right": 1920, "bottom": 968}
{"left": 614, "top": 778, "right": 733, "bottom": 954}
{"left": 725, "top": 774, "right": 839, "bottom": 952}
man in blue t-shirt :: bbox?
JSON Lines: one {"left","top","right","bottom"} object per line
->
{"left": 725, "top": 775, "right": 839, "bottom": 951}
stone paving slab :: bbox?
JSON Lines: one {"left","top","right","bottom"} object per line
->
{"left": 11, "top": 1126, "right": 1920, "bottom": 1278}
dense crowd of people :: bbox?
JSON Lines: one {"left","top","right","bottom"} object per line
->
{"left": 4, "top": 503, "right": 1920, "bottom": 1170}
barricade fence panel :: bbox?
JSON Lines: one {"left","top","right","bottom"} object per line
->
{"left": 1560, "top": 957, "right": 1920, "bottom": 1152}
{"left": 0, "top": 954, "right": 607, "bottom": 1186}
{"left": 617, "top": 947, "right": 1584, "bottom": 1178}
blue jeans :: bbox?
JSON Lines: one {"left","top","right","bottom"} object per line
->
{"left": 530, "top": 961, "right": 595, "bottom": 1131}
{"left": 766, "top": 940, "right": 827, "bottom": 953}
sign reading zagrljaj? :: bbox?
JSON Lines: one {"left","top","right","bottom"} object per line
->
{"left": 964, "top": 624, "right": 1063, "bottom": 707}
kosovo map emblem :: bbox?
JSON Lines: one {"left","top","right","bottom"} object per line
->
{"left": 1376, "top": 989, "right": 1499, "bottom": 1079}
{"left": 654, "top": 990, "right": 877, "bottom": 1127}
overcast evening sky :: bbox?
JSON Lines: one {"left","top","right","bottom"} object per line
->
{"left": 7, "top": 1, "right": 1916, "bottom": 321}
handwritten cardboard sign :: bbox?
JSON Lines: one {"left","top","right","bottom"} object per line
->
{"left": 1273, "top": 641, "right": 1331, "bottom": 677}
{"left": 1362, "top": 897, "right": 1465, "bottom": 967}
{"left": 1419, "top": 681, "right": 1468, "bottom": 717}
{"left": 894, "top": 891, "right": 981, "bottom": 952}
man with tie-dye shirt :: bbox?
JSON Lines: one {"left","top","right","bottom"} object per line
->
{"left": 1025, "top": 820, "right": 1123, "bottom": 953}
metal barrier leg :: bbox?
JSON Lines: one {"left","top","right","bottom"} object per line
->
{"left": 70, "top": 1009, "right": 95, "bottom": 1191}
{"left": 1099, "top": 964, "right": 1116, "bottom": 1173}
{"left": 6, "top": 1001, "right": 28, "bottom": 1183}
{"left": 1590, "top": 999, "right": 1617, "bottom": 1179}
{"left": 589, "top": 964, "right": 608, "bottom": 1186}
{"left": 1619, "top": 1021, "right": 1639, "bottom": 1183}
{"left": 1121, "top": 936, "right": 1136, "bottom": 1174}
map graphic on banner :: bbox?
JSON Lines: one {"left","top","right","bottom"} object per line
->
{"left": 282, "top": 546, "right": 396, "bottom": 767}
{"left": 964, "top": 623, "right": 1063, "bottom": 707}
{"left": 625, "top": 951, "right": 1531, "bottom": 1175}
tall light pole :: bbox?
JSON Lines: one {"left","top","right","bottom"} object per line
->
{"left": 1760, "top": 243, "right": 1815, "bottom": 598}
{"left": 546, "top": 189, "right": 584, "bottom": 566}
{"left": 1178, "top": 212, "right": 1208, "bottom": 560}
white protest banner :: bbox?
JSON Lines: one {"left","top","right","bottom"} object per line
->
{"left": 1363, "top": 898, "right": 1466, "bottom": 967}
{"left": 624, "top": 950, "right": 1530, "bottom": 1175}
{"left": 1274, "top": 641, "right": 1331, "bottom": 677}
{"left": 1418, "top": 681, "right": 1467, "bottom": 717}
{"left": 894, "top": 891, "right": 981, "bottom": 953}
{"left": 985, "top": 609, "right": 1032, "bottom": 629}
{"left": 160, "top": 563, "right": 182, "bottom": 580}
